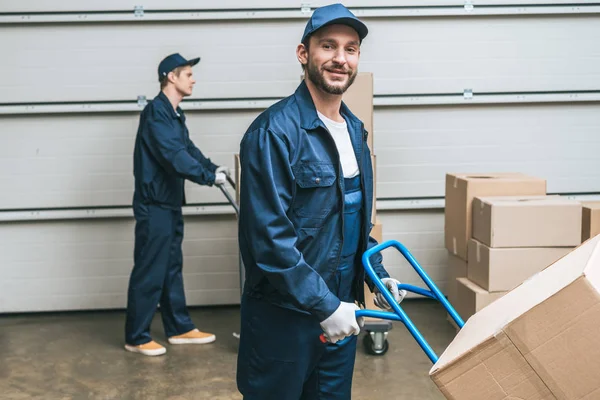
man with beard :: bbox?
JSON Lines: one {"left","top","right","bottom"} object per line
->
{"left": 236, "top": 4, "right": 406, "bottom": 398}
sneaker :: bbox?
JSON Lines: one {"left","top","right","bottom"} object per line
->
{"left": 124, "top": 340, "right": 167, "bottom": 356}
{"left": 168, "top": 329, "right": 216, "bottom": 344}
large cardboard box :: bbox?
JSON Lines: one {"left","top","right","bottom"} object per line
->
{"left": 234, "top": 153, "right": 241, "bottom": 206}
{"left": 473, "top": 195, "right": 582, "bottom": 248}
{"left": 454, "top": 278, "right": 507, "bottom": 322}
{"left": 363, "top": 218, "right": 383, "bottom": 320}
{"left": 446, "top": 253, "right": 467, "bottom": 305}
{"left": 444, "top": 173, "right": 546, "bottom": 261}
{"left": 371, "top": 154, "right": 377, "bottom": 225}
{"left": 342, "top": 72, "right": 374, "bottom": 152}
{"left": 582, "top": 201, "right": 600, "bottom": 242}
{"left": 468, "top": 238, "right": 573, "bottom": 292}
{"left": 430, "top": 235, "right": 600, "bottom": 400}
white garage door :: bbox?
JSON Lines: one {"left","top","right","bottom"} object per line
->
{"left": 1, "top": 1, "right": 599, "bottom": 312}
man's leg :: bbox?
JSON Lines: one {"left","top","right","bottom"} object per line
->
{"left": 301, "top": 335, "right": 358, "bottom": 400}
{"left": 160, "top": 209, "right": 196, "bottom": 338}
{"left": 125, "top": 204, "right": 174, "bottom": 346}
{"left": 237, "top": 296, "right": 324, "bottom": 400}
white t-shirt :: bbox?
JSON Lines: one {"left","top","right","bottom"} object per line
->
{"left": 317, "top": 111, "right": 360, "bottom": 178}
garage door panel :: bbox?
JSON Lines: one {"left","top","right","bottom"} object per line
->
{"left": 0, "top": 215, "right": 240, "bottom": 312}
{"left": 2, "top": 15, "right": 599, "bottom": 103}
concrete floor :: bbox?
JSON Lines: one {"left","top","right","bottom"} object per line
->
{"left": 0, "top": 299, "right": 458, "bottom": 400}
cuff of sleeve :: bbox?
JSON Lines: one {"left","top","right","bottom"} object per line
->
{"left": 207, "top": 171, "right": 216, "bottom": 186}
{"left": 310, "top": 291, "right": 341, "bottom": 322}
{"left": 366, "top": 266, "right": 390, "bottom": 292}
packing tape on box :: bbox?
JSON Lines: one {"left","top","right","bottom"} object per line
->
{"left": 453, "top": 237, "right": 457, "bottom": 254}
{"left": 453, "top": 177, "right": 458, "bottom": 188}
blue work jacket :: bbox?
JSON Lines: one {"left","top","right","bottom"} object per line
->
{"left": 133, "top": 92, "right": 217, "bottom": 209}
{"left": 238, "top": 81, "right": 390, "bottom": 322}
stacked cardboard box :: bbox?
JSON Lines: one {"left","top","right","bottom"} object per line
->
{"left": 461, "top": 195, "right": 582, "bottom": 320}
{"left": 430, "top": 234, "right": 600, "bottom": 399}
{"left": 443, "top": 173, "right": 547, "bottom": 318}
{"left": 582, "top": 201, "right": 600, "bottom": 242}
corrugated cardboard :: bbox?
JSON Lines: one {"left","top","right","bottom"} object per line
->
{"left": 582, "top": 201, "right": 600, "bottom": 242}
{"left": 363, "top": 218, "right": 383, "bottom": 320}
{"left": 371, "top": 154, "right": 376, "bottom": 225}
{"left": 444, "top": 173, "right": 546, "bottom": 261}
{"left": 342, "top": 72, "right": 374, "bottom": 152}
{"left": 468, "top": 238, "right": 573, "bottom": 292}
{"left": 446, "top": 253, "right": 467, "bottom": 305}
{"left": 234, "top": 153, "right": 241, "bottom": 206}
{"left": 472, "top": 195, "right": 582, "bottom": 248}
{"left": 454, "top": 278, "right": 507, "bottom": 322}
{"left": 430, "top": 235, "right": 600, "bottom": 400}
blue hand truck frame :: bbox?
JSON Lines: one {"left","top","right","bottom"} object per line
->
{"left": 358, "top": 240, "right": 465, "bottom": 363}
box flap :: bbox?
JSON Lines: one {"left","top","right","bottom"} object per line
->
{"left": 475, "top": 195, "right": 576, "bottom": 208}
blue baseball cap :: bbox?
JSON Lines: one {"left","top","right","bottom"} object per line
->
{"left": 301, "top": 3, "right": 368, "bottom": 44}
{"left": 158, "top": 53, "right": 200, "bottom": 82}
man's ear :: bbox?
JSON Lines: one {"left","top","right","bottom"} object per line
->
{"left": 296, "top": 43, "right": 308, "bottom": 67}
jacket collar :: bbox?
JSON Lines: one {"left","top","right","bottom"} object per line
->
{"left": 155, "top": 91, "right": 185, "bottom": 121}
{"left": 293, "top": 80, "right": 361, "bottom": 131}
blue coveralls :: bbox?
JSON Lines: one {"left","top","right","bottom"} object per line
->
{"left": 236, "top": 81, "right": 390, "bottom": 399}
{"left": 125, "top": 92, "right": 217, "bottom": 345}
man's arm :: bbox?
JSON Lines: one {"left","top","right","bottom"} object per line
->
{"left": 143, "top": 109, "right": 216, "bottom": 185}
{"left": 239, "top": 128, "right": 340, "bottom": 322}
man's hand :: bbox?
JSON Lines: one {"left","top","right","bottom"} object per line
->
{"left": 319, "top": 302, "right": 361, "bottom": 343}
{"left": 216, "top": 165, "right": 231, "bottom": 177}
{"left": 214, "top": 172, "right": 227, "bottom": 185}
{"left": 373, "top": 278, "right": 407, "bottom": 310}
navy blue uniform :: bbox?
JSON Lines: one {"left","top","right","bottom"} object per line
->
{"left": 126, "top": 92, "right": 217, "bottom": 345}
{"left": 236, "top": 81, "right": 390, "bottom": 399}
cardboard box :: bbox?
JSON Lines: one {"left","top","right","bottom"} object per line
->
{"left": 582, "top": 201, "right": 600, "bottom": 242}
{"left": 444, "top": 173, "right": 546, "bottom": 261}
{"left": 446, "top": 253, "right": 467, "bottom": 305}
{"left": 454, "top": 278, "right": 507, "bottom": 322}
{"left": 473, "top": 195, "right": 582, "bottom": 248}
{"left": 371, "top": 154, "right": 377, "bottom": 225}
{"left": 234, "top": 153, "right": 241, "bottom": 206}
{"left": 468, "top": 238, "right": 572, "bottom": 292}
{"left": 363, "top": 218, "right": 383, "bottom": 320}
{"left": 342, "top": 72, "right": 374, "bottom": 152}
{"left": 430, "top": 236, "right": 600, "bottom": 400}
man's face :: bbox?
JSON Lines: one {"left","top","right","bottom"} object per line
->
{"left": 300, "top": 24, "right": 360, "bottom": 95}
{"left": 171, "top": 65, "right": 196, "bottom": 97}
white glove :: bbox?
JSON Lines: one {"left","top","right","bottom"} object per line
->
{"left": 319, "top": 302, "right": 361, "bottom": 344}
{"left": 216, "top": 165, "right": 231, "bottom": 177}
{"left": 214, "top": 172, "right": 227, "bottom": 185}
{"left": 373, "top": 278, "right": 407, "bottom": 310}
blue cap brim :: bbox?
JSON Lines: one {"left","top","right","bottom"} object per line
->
{"left": 304, "top": 17, "right": 368, "bottom": 43}
{"left": 182, "top": 57, "right": 200, "bottom": 67}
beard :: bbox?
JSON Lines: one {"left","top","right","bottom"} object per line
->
{"left": 306, "top": 58, "right": 357, "bottom": 95}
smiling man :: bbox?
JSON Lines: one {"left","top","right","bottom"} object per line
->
{"left": 236, "top": 4, "right": 405, "bottom": 399}
{"left": 124, "top": 53, "right": 229, "bottom": 356}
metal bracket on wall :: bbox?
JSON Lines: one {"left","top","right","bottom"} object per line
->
{"left": 134, "top": 6, "right": 144, "bottom": 18}
{"left": 463, "top": 89, "right": 474, "bottom": 100}
{"left": 464, "top": 1, "right": 474, "bottom": 12}
{"left": 301, "top": 3, "right": 311, "bottom": 14}
{"left": 137, "top": 95, "right": 147, "bottom": 108}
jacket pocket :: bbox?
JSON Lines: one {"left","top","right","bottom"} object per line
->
{"left": 292, "top": 162, "right": 337, "bottom": 226}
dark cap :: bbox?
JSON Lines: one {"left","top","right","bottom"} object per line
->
{"left": 301, "top": 3, "right": 368, "bottom": 44}
{"left": 158, "top": 53, "right": 200, "bottom": 82}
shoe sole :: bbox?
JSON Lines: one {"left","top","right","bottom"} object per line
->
{"left": 168, "top": 334, "right": 216, "bottom": 345}
{"left": 124, "top": 344, "right": 167, "bottom": 356}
